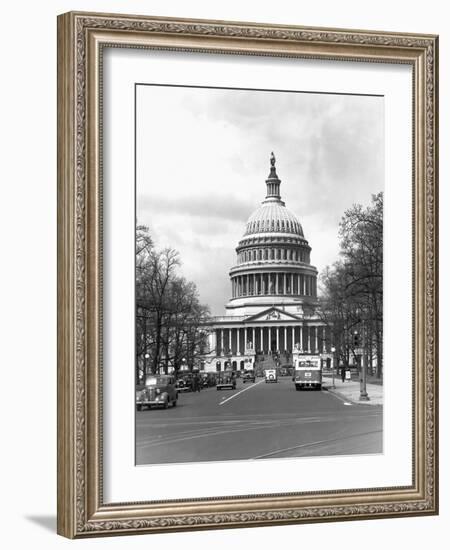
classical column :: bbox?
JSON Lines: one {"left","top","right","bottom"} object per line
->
{"left": 228, "top": 328, "right": 232, "bottom": 354}
{"left": 260, "top": 326, "right": 263, "bottom": 352}
{"left": 262, "top": 274, "right": 265, "bottom": 295}
{"left": 253, "top": 273, "right": 256, "bottom": 296}
{"left": 283, "top": 273, "right": 287, "bottom": 294}
{"left": 323, "top": 326, "right": 327, "bottom": 352}
{"left": 276, "top": 272, "right": 279, "bottom": 294}
{"left": 252, "top": 327, "right": 255, "bottom": 349}
{"left": 291, "top": 273, "right": 294, "bottom": 294}
{"left": 276, "top": 326, "right": 279, "bottom": 351}
{"left": 291, "top": 326, "right": 295, "bottom": 352}
{"left": 269, "top": 327, "right": 272, "bottom": 351}
{"left": 315, "top": 326, "right": 318, "bottom": 352}
{"left": 299, "top": 325, "right": 303, "bottom": 351}
{"left": 244, "top": 327, "right": 247, "bottom": 353}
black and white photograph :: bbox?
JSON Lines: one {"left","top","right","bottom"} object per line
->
{"left": 135, "top": 83, "right": 384, "bottom": 466}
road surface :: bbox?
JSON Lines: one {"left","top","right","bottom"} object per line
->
{"left": 136, "top": 376, "right": 382, "bottom": 465}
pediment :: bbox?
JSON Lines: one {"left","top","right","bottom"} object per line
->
{"left": 246, "top": 307, "right": 302, "bottom": 323}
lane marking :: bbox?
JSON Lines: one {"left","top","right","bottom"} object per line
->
{"left": 138, "top": 419, "right": 285, "bottom": 449}
{"left": 137, "top": 413, "right": 383, "bottom": 447}
{"left": 219, "top": 379, "right": 265, "bottom": 406}
{"left": 250, "top": 429, "right": 383, "bottom": 459}
{"left": 344, "top": 402, "right": 352, "bottom": 406}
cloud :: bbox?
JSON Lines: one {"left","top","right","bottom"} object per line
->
{"left": 138, "top": 193, "right": 254, "bottom": 223}
{"left": 136, "top": 84, "right": 384, "bottom": 315}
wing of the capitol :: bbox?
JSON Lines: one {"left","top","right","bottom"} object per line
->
{"left": 200, "top": 153, "right": 332, "bottom": 374}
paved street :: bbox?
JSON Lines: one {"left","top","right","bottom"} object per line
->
{"left": 136, "top": 377, "right": 383, "bottom": 465}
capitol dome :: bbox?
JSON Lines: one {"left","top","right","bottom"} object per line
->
{"left": 244, "top": 202, "right": 304, "bottom": 238}
{"left": 226, "top": 153, "right": 318, "bottom": 316}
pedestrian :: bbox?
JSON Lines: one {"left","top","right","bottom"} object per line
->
{"left": 341, "top": 366, "right": 345, "bottom": 383}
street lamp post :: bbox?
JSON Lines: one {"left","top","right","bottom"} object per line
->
{"left": 358, "top": 326, "right": 370, "bottom": 401}
{"left": 330, "top": 346, "right": 336, "bottom": 389}
{"left": 144, "top": 353, "right": 150, "bottom": 382}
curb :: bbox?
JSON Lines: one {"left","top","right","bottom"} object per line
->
{"left": 322, "top": 384, "right": 382, "bottom": 406}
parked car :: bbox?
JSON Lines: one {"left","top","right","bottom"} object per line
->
{"left": 201, "top": 372, "right": 217, "bottom": 387}
{"left": 136, "top": 374, "right": 178, "bottom": 410}
{"left": 216, "top": 370, "right": 236, "bottom": 390}
{"left": 265, "top": 369, "right": 278, "bottom": 383}
{"left": 242, "top": 369, "right": 256, "bottom": 383}
{"left": 175, "top": 377, "right": 191, "bottom": 393}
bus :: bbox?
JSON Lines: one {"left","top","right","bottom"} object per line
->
{"left": 293, "top": 357, "right": 322, "bottom": 391}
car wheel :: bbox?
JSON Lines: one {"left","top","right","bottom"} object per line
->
{"left": 163, "top": 399, "right": 169, "bottom": 409}
{"left": 172, "top": 399, "right": 177, "bottom": 407}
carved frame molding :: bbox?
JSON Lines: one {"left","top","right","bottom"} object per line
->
{"left": 57, "top": 12, "right": 438, "bottom": 538}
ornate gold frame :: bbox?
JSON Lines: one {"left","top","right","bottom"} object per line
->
{"left": 57, "top": 11, "right": 439, "bottom": 538}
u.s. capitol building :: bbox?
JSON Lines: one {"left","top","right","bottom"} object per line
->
{"left": 201, "top": 153, "right": 332, "bottom": 372}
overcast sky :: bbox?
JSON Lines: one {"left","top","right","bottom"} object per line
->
{"left": 136, "top": 84, "right": 384, "bottom": 316}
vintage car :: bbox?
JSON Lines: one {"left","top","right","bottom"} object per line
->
{"left": 136, "top": 374, "right": 178, "bottom": 410}
{"left": 264, "top": 369, "right": 278, "bottom": 383}
{"left": 216, "top": 370, "right": 236, "bottom": 390}
{"left": 242, "top": 369, "right": 256, "bottom": 383}
{"left": 201, "top": 372, "right": 217, "bottom": 387}
{"left": 175, "top": 374, "right": 193, "bottom": 392}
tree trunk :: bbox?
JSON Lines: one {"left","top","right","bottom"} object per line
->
{"left": 152, "top": 312, "right": 162, "bottom": 374}
{"left": 376, "top": 320, "right": 383, "bottom": 379}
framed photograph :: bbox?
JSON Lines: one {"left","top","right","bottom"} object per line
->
{"left": 57, "top": 11, "right": 439, "bottom": 538}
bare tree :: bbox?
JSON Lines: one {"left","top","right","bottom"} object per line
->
{"left": 319, "top": 193, "right": 383, "bottom": 378}
{"left": 135, "top": 226, "right": 210, "bottom": 381}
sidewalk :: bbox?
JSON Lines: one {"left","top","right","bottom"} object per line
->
{"left": 322, "top": 374, "right": 383, "bottom": 406}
